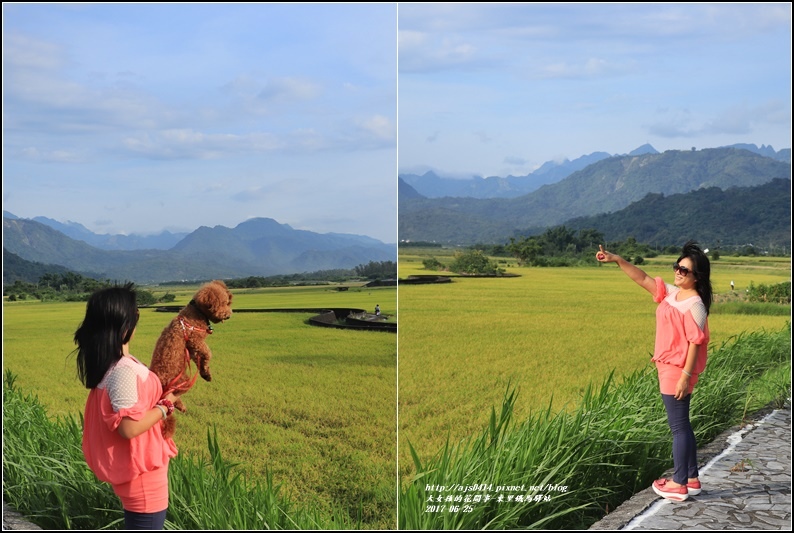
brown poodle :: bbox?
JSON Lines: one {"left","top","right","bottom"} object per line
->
{"left": 149, "top": 280, "right": 233, "bottom": 438}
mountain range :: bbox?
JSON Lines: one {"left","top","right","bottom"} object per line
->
{"left": 19, "top": 216, "right": 189, "bottom": 251}
{"left": 3, "top": 215, "right": 396, "bottom": 284}
{"left": 399, "top": 146, "right": 791, "bottom": 244}
{"left": 400, "top": 143, "right": 790, "bottom": 200}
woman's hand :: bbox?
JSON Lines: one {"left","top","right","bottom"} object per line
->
{"left": 596, "top": 245, "right": 618, "bottom": 263}
{"left": 674, "top": 374, "right": 690, "bottom": 400}
{"left": 162, "top": 391, "right": 180, "bottom": 404}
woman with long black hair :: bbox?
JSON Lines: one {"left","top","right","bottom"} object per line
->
{"left": 597, "top": 241, "right": 712, "bottom": 501}
{"left": 75, "top": 283, "right": 180, "bottom": 529}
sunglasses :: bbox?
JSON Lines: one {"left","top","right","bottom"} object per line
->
{"left": 673, "top": 263, "right": 694, "bottom": 277}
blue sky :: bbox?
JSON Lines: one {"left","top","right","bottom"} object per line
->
{"left": 399, "top": 3, "right": 792, "bottom": 179}
{"left": 3, "top": 3, "right": 397, "bottom": 242}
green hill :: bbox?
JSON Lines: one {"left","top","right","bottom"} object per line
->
{"left": 557, "top": 178, "right": 791, "bottom": 251}
{"left": 2, "top": 250, "right": 74, "bottom": 285}
{"left": 399, "top": 147, "right": 791, "bottom": 243}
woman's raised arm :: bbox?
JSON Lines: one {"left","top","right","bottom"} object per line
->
{"left": 596, "top": 245, "right": 656, "bottom": 295}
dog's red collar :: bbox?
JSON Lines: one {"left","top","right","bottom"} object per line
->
{"left": 179, "top": 316, "right": 213, "bottom": 337}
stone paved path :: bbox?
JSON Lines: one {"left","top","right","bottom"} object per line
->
{"left": 1, "top": 505, "right": 42, "bottom": 531}
{"left": 591, "top": 403, "right": 792, "bottom": 530}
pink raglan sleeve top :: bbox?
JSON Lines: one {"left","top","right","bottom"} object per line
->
{"left": 82, "top": 356, "right": 178, "bottom": 486}
{"left": 651, "top": 277, "right": 709, "bottom": 375}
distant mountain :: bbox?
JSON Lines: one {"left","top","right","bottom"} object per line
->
{"left": 628, "top": 143, "right": 659, "bottom": 156}
{"left": 558, "top": 178, "right": 791, "bottom": 249}
{"left": 528, "top": 151, "right": 614, "bottom": 187}
{"left": 722, "top": 143, "right": 790, "bottom": 163}
{"left": 399, "top": 143, "right": 789, "bottom": 202}
{"left": 400, "top": 150, "right": 614, "bottom": 199}
{"left": 399, "top": 147, "right": 791, "bottom": 243}
{"left": 3, "top": 211, "right": 190, "bottom": 251}
{"left": 3, "top": 216, "right": 396, "bottom": 284}
{"left": 33, "top": 216, "right": 189, "bottom": 251}
{"left": 398, "top": 178, "right": 425, "bottom": 200}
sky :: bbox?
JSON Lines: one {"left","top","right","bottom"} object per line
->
{"left": 3, "top": 3, "right": 397, "bottom": 243}
{"left": 399, "top": 3, "right": 792, "bottom": 179}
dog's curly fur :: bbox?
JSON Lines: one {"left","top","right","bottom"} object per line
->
{"left": 149, "top": 280, "right": 233, "bottom": 438}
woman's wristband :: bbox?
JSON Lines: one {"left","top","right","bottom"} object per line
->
{"left": 155, "top": 405, "right": 168, "bottom": 420}
{"left": 157, "top": 398, "right": 175, "bottom": 416}
{"left": 682, "top": 369, "right": 692, "bottom": 377}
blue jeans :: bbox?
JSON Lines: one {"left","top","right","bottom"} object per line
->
{"left": 124, "top": 509, "right": 167, "bottom": 530}
{"left": 661, "top": 393, "right": 699, "bottom": 485}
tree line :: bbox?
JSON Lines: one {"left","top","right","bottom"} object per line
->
{"left": 3, "top": 273, "right": 169, "bottom": 305}
{"left": 4, "top": 261, "right": 398, "bottom": 302}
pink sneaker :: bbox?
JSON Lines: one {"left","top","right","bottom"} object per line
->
{"left": 687, "top": 479, "right": 702, "bottom": 496}
{"left": 652, "top": 478, "right": 689, "bottom": 501}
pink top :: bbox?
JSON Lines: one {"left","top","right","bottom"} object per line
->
{"left": 652, "top": 277, "right": 709, "bottom": 394}
{"left": 82, "top": 355, "right": 178, "bottom": 487}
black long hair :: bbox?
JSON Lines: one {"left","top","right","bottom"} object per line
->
{"left": 74, "top": 283, "right": 139, "bottom": 389}
{"left": 677, "top": 241, "right": 713, "bottom": 315}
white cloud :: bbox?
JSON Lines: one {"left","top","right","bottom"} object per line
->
{"left": 356, "top": 115, "right": 394, "bottom": 141}
{"left": 257, "top": 77, "right": 321, "bottom": 102}
{"left": 15, "top": 146, "right": 84, "bottom": 163}
{"left": 122, "top": 129, "right": 286, "bottom": 159}
{"left": 398, "top": 31, "right": 484, "bottom": 73}
{"left": 3, "top": 33, "right": 66, "bottom": 70}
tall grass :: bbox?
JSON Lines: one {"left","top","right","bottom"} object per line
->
{"left": 2, "top": 370, "right": 356, "bottom": 530}
{"left": 712, "top": 301, "right": 791, "bottom": 316}
{"left": 399, "top": 324, "right": 791, "bottom": 530}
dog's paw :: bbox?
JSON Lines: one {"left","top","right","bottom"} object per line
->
{"left": 174, "top": 399, "right": 187, "bottom": 413}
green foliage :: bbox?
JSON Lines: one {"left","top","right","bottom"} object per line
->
{"left": 3, "top": 273, "right": 122, "bottom": 302}
{"left": 564, "top": 178, "right": 791, "bottom": 254}
{"left": 2, "top": 371, "right": 123, "bottom": 530}
{"left": 353, "top": 260, "right": 397, "bottom": 280}
{"left": 399, "top": 241, "right": 442, "bottom": 248}
{"left": 448, "top": 250, "right": 504, "bottom": 275}
{"left": 507, "top": 227, "right": 617, "bottom": 266}
{"left": 712, "top": 302, "right": 791, "bottom": 316}
{"left": 3, "top": 273, "right": 180, "bottom": 305}
{"left": 223, "top": 266, "right": 388, "bottom": 289}
{"left": 422, "top": 257, "right": 445, "bottom": 271}
{"left": 746, "top": 281, "right": 791, "bottom": 304}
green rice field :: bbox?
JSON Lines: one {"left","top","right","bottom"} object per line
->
{"left": 2, "top": 283, "right": 397, "bottom": 528}
{"left": 397, "top": 249, "right": 790, "bottom": 479}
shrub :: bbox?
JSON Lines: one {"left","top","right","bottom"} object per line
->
{"left": 746, "top": 281, "right": 791, "bottom": 304}
{"left": 422, "top": 257, "right": 445, "bottom": 271}
{"left": 449, "top": 250, "right": 504, "bottom": 275}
